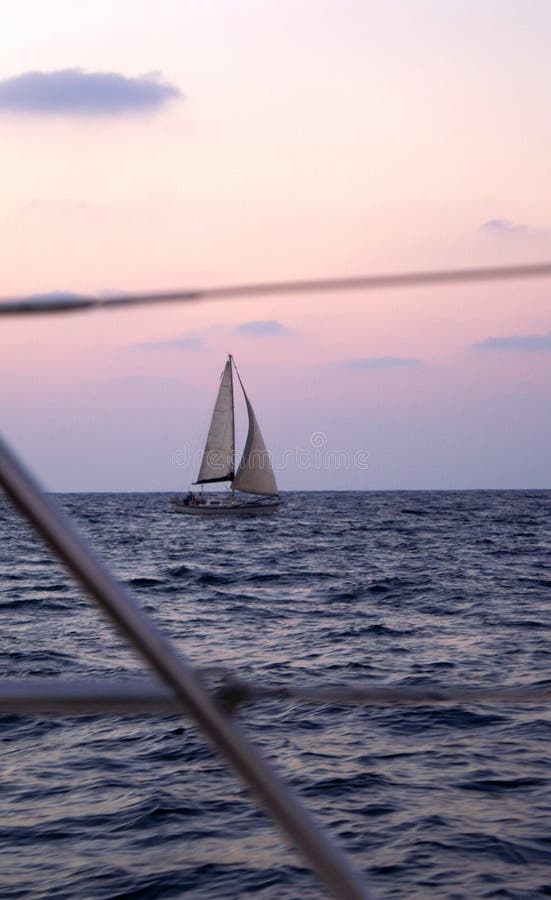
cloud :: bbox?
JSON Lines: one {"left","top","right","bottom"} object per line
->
{"left": 342, "top": 356, "right": 425, "bottom": 370}
{"left": 0, "top": 69, "right": 182, "bottom": 115}
{"left": 480, "top": 218, "right": 528, "bottom": 235}
{"left": 237, "top": 320, "right": 292, "bottom": 337}
{"left": 136, "top": 336, "right": 204, "bottom": 351}
{"left": 478, "top": 217, "right": 551, "bottom": 239}
{"left": 472, "top": 331, "right": 551, "bottom": 352}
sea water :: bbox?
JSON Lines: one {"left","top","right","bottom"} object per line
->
{"left": 1, "top": 491, "right": 551, "bottom": 898}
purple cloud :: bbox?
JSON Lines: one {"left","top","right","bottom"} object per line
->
{"left": 480, "top": 218, "right": 528, "bottom": 235}
{"left": 237, "top": 320, "right": 292, "bottom": 337}
{"left": 342, "top": 356, "right": 425, "bottom": 370}
{"left": 137, "top": 336, "right": 204, "bottom": 351}
{"left": 0, "top": 69, "right": 182, "bottom": 115}
{"left": 472, "top": 331, "right": 551, "bottom": 352}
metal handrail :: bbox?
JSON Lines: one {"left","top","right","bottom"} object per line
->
{"left": 1, "top": 676, "right": 549, "bottom": 716}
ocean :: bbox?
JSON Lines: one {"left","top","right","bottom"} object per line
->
{"left": 1, "top": 490, "right": 551, "bottom": 898}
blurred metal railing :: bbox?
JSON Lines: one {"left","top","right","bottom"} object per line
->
{"left": 1, "top": 675, "right": 549, "bottom": 716}
{"left": 2, "top": 260, "right": 551, "bottom": 315}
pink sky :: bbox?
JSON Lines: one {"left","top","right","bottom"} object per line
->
{"left": 1, "top": 1, "right": 550, "bottom": 490}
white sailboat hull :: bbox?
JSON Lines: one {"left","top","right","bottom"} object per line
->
{"left": 172, "top": 499, "right": 281, "bottom": 516}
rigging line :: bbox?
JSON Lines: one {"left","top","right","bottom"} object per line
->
{"left": 2, "top": 260, "right": 551, "bottom": 315}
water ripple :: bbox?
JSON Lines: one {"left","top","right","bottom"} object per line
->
{"left": 1, "top": 490, "right": 551, "bottom": 897}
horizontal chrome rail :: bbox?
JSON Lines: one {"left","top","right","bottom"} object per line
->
{"left": 1, "top": 677, "right": 549, "bottom": 716}
{"left": 0, "top": 678, "right": 181, "bottom": 715}
{"left": 221, "top": 678, "right": 551, "bottom": 710}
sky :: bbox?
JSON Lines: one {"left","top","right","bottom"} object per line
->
{"left": 1, "top": 0, "right": 550, "bottom": 491}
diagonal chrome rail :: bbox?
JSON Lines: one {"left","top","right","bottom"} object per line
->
{"left": 0, "top": 433, "right": 372, "bottom": 900}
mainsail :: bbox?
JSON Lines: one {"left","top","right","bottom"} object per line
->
{"left": 195, "top": 359, "right": 235, "bottom": 483}
{"left": 232, "top": 366, "right": 279, "bottom": 497}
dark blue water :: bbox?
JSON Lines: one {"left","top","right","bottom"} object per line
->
{"left": 1, "top": 491, "right": 551, "bottom": 898}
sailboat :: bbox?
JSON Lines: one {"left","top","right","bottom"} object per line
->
{"left": 172, "top": 355, "right": 282, "bottom": 515}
